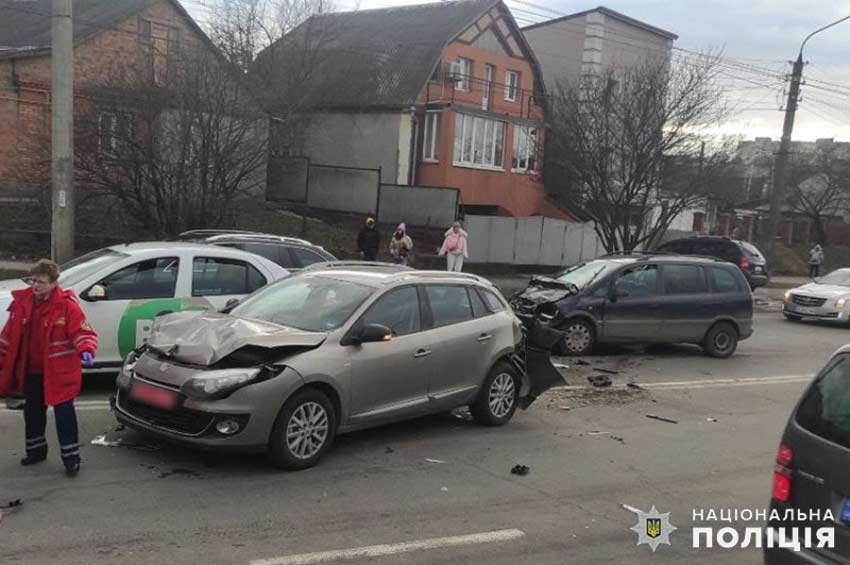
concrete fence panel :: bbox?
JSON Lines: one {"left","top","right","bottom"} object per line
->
{"left": 378, "top": 184, "right": 459, "bottom": 228}
{"left": 488, "top": 217, "right": 518, "bottom": 264}
{"left": 307, "top": 165, "right": 379, "bottom": 215}
{"left": 267, "top": 157, "right": 309, "bottom": 203}
{"left": 514, "top": 216, "right": 544, "bottom": 265}
{"left": 540, "top": 218, "right": 568, "bottom": 266}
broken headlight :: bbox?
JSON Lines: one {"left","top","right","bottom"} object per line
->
{"left": 182, "top": 368, "right": 262, "bottom": 400}
{"left": 117, "top": 349, "right": 141, "bottom": 389}
{"left": 538, "top": 302, "right": 559, "bottom": 320}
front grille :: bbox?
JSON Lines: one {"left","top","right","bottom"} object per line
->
{"left": 791, "top": 295, "right": 827, "bottom": 307}
{"left": 118, "top": 392, "right": 214, "bottom": 436}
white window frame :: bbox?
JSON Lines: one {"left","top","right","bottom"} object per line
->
{"left": 455, "top": 58, "right": 472, "bottom": 92}
{"left": 422, "top": 111, "right": 440, "bottom": 162}
{"left": 505, "top": 70, "right": 519, "bottom": 101}
{"left": 482, "top": 64, "right": 494, "bottom": 110}
{"left": 453, "top": 113, "right": 505, "bottom": 171}
{"left": 512, "top": 125, "right": 538, "bottom": 173}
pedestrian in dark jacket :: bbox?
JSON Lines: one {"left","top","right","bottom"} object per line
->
{"left": 0, "top": 260, "right": 98, "bottom": 477}
{"left": 357, "top": 216, "right": 381, "bottom": 261}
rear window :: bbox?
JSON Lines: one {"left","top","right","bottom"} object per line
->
{"left": 709, "top": 267, "right": 742, "bottom": 293}
{"left": 797, "top": 356, "right": 850, "bottom": 451}
{"left": 738, "top": 241, "right": 765, "bottom": 260}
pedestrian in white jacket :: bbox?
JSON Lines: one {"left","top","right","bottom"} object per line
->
{"left": 439, "top": 222, "right": 469, "bottom": 272}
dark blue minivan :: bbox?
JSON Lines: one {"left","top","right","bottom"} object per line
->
{"left": 511, "top": 254, "right": 754, "bottom": 358}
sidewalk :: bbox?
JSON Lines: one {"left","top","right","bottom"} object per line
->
{"left": 0, "top": 260, "right": 34, "bottom": 271}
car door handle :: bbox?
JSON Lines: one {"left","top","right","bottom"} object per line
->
{"left": 477, "top": 333, "right": 493, "bottom": 343}
{"left": 414, "top": 349, "right": 432, "bottom": 358}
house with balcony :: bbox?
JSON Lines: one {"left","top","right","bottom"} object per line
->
{"left": 257, "top": 0, "right": 568, "bottom": 220}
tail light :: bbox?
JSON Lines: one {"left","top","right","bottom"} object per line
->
{"left": 739, "top": 255, "right": 750, "bottom": 271}
{"left": 772, "top": 444, "right": 793, "bottom": 502}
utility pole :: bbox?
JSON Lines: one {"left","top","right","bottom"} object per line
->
{"left": 763, "top": 55, "right": 803, "bottom": 262}
{"left": 50, "top": 0, "right": 74, "bottom": 263}
{"left": 764, "top": 14, "right": 850, "bottom": 263}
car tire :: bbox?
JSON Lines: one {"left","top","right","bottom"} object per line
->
{"left": 470, "top": 362, "right": 520, "bottom": 427}
{"left": 784, "top": 314, "right": 801, "bottom": 322}
{"left": 703, "top": 322, "right": 738, "bottom": 359}
{"left": 556, "top": 319, "right": 595, "bottom": 356}
{"left": 267, "top": 388, "right": 337, "bottom": 471}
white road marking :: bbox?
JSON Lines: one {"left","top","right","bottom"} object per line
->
{"left": 249, "top": 529, "right": 526, "bottom": 565}
{"left": 554, "top": 374, "right": 813, "bottom": 392}
{"left": 0, "top": 400, "right": 110, "bottom": 414}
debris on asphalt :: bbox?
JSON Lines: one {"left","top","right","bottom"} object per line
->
{"left": 574, "top": 359, "right": 590, "bottom": 366}
{"left": 114, "top": 424, "right": 125, "bottom": 432}
{"left": 158, "top": 468, "right": 200, "bottom": 479}
{"left": 706, "top": 417, "right": 718, "bottom": 423}
{"left": 609, "top": 435, "right": 625, "bottom": 444}
{"left": 384, "top": 447, "right": 394, "bottom": 454}
{"left": 0, "top": 499, "right": 22, "bottom": 509}
{"left": 511, "top": 464, "right": 530, "bottom": 476}
{"left": 622, "top": 503, "right": 642, "bottom": 514}
{"left": 588, "top": 375, "right": 613, "bottom": 387}
{"left": 425, "top": 458, "right": 446, "bottom": 464}
{"left": 440, "top": 487, "right": 449, "bottom": 492}
{"left": 587, "top": 431, "right": 610, "bottom": 436}
{"left": 91, "top": 434, "right": 161, "bottom": 452}
{"left": 593, "top": 368, "right": 620, "bottom": 375}
{"left": 626, "top": 383, "right": 643, "bottom": 390}
{"left": 452, "top": 407, "right": 473, "bottom": 421}
{"left": 553, "top": 363, "right": 569, "bottom": 370}
{"left": 558, "top": 405, "right": 572, "bottom": 411}
{"left": 646, "top": 414, "right": 679, "bottom": 424}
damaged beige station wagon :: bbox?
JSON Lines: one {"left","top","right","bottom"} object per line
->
{"left": 113, "top": 262, "right": 566, "bottom": 469}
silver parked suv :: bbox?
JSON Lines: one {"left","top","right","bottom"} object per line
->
{"left": 114, "top": 263, "right": 564, "bottom": 469}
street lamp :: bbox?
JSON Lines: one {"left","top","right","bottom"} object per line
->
{"left": 763, "top": 14, "right": 850, "bottom": 263}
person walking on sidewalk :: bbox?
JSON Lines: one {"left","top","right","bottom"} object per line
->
{"left": 357, "top": 216, "right": 381, "bottom": 261}
{"left": 439, "top": 221, "right": 469, "bottom": 272}
{"left": 809, "top": 244, "right": 824, "bottom": 278}
{"left": 0, "top": 260, "right": 98, "bottom": 477}
{"left": 389, "top": 223, "right": 413, "bottom": 266}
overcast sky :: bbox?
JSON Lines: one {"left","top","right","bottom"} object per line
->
{"left": 187, "top": 1, "right": 850, "bottom": 142}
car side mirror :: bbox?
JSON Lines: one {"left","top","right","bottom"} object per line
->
{"left": 85, "top": 285, "right": 107, "bottom": 302}
{"left": 353, "top": 323, "right": 393, "bottom": 344}
{"left": 221, "top": 298, "right": 240, "bottom": 313}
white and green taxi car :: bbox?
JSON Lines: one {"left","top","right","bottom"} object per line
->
{"left": 0, "top": 243, "right": 289, "bottom": 371}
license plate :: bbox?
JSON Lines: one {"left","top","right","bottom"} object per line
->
{"left": 130, "top": 382, "right": 178, "bottom": 410}
{"left": 842, "top": 499, "right": 850, "bottom": 524}
{"left": 754, "top": 266, "right": 763, "bottom": 273}
{"left": 796, "top": 306, "right": 816, "bottom": 315}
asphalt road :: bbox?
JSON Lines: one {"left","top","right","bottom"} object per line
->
{"left": 0, "top": 313, "right": 847, "bottom": 564}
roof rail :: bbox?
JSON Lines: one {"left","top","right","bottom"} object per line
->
{"left": 392, "top": 270, "right": 490, "bottom": 284}
{"left": 301, "top": 261, "right": 413, "bottom": 272}
{"left": 600, "top": 250, "right": 680, "bottom": 258}
{"left": 178, "top": 229, "right": 264, "bottom": 239}
{"left": 203, "top": 233, "right": 312, "bottom": 246}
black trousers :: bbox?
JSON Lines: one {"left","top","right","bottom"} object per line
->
{"left": 809, "top": 264, "right": 820, "bottom": 278}
{"left": 24, "top": 374, "right": 80, "bottom": 467}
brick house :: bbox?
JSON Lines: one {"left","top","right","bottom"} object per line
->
{"left": 0, "top": 0, "right": 213, "bottom": 196}
{"left": 258, "top": 0, "right": 568, "bottom": 219}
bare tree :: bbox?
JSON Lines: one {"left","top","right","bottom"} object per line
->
{"left": 788, "top": 146, "right": 850, "bottom": 245}
{"left": 75, "top": 50, "right": 268, "bottom": 238}
{"left": 204, "top": 0, "right": 338, "bottom": 73}
{"left": 545, "top": 54, "right": 734, "bottom": 252}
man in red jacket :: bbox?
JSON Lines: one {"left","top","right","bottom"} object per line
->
{"left": 0, "top": 260, "right": 98, "bottom": 477}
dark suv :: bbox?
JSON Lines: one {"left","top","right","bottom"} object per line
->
{"left": 656, "top": 236, "right": 769, "bottom": 289}
{"left": 178, "top": 230, "right": 337, "bottom": 272}
{"left": 765, "top": 346, "right": 850, "bottom": 563}
{"left": 511, "top": 253, "right": 753, "bottom": 358}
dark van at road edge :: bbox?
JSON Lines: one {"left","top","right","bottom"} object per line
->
{"left": 657, "top": 236, "right": 770, "bottom": 289}
{"left": 511, "top": 253, "right": 753, "bottom": 358}
{"left": 765, "top": 346, "right": 850, "bottom": 563}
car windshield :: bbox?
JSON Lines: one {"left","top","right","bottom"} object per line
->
{"left": 817, "top": 269, "right": 850, "bottom": 287}
{"left": 556, "top": 261, "right": 617, "bottom": 290}
{"left": 796, "top": 355, "right": 850, "bottom": 450}
{"left": 60, "top": 249, "right": 130, "bottom": 287}
{"left": 231, "top": 275, "right": 373, "bottom": 332}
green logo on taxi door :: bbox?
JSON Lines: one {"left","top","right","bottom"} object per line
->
{"left": 117, "top": 298, "right": 211, "bottom": 358}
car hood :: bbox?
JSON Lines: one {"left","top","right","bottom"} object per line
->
{"left": 146, "top": 310, "right": 328, "bottom": 367}
{"left": 513, "top": 276, "right": 579, "bottom": 306}
{"left": 790, "top": 283, "right": 850, "bottom": 298}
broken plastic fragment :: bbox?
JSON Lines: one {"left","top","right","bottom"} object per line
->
{"left": 91, "top": 434, "right": 161, "bottom": 451}
{"left": 626, "top": 383, "right": 642, "bottom": 390}
{"left": 440, "top": 487, "right": 449, "bottom": 492}
{"left": 646, "top": 414, "right": 678, "bottom": 423}
{"left": 425, "top": 458, "right": 446, "bottom": 464}
{"left": 0, "top": 499, "right": 22, "bottom": 509}
{"left": 511, "top": 464, "right": 530, "bottom": 476}
{"left": 588, "top": 375, "right": 612, "bottom": 387}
